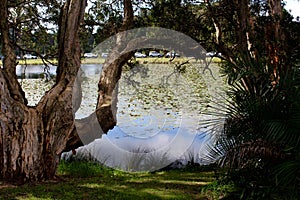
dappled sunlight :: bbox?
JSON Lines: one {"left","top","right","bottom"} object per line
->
{"left": 140, "top": 188, "right": 182, "bottom": 199}
{"left": 0, "top": 161, "right": 217, "bottom": 199}
{"left": 158, "top": 179, "right": 210, "bottom": 186}
{"left": 79, "top": 183, "right": 106, "bottom": 189}
{"left": 16, "top": 194, "right": 52, "bottom": 200}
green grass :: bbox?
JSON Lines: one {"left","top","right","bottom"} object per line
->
{"left": 0, "top": 57, "right": 222, "bottom": 66}
{"left": 0, "top": 161, "right": 227, "bottom": 200}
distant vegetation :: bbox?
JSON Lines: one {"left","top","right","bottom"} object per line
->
{"left": 0, "top": 57, "right": 222, "bottom": 66}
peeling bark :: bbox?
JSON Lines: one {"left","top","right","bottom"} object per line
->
{"left": 0, "top": 0, "right": 26, "bottom": 104}
{"left": 0, "top": 0, "right": 87, "bottom": 183}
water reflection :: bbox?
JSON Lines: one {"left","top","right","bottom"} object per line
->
{"left": 16, "top": 64, "right": 102, "bottom": 79}
{"left": 72, "top": 63, "right": 212, "bottom": 171}
{"left": 17, "top": 63, "right": 219, "bottom": 171}
{"left": 16, "top": 65, "right": 57, "bottom": 79}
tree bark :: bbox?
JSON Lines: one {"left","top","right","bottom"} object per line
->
{"left": 96, "top": 0, "right": 134, "bottom": 128}
{"left": 0, "top": 0, "right": 86, "bottom": 183}
{"left": 64, "top": 0, "right": 135, "bottom": 149}
{"left": 0, "top": 0, "right": 26, "bottom": 104}
{"left": 266, "top": 0, "right": 285, "bottom": 83}
{"left": 235, "top": 0, "right": 251, "bottom": 57}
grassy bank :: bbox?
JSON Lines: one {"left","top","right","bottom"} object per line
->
{"left": 0, "top": 161, "right": 231, "bottom": 200}
{"left": 0, "top": 57, "right": 222, "bottom": 66}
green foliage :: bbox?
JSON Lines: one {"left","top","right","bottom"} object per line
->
{"left": 6, "top": 1, "right": 60, "bottom": 57}
{"left": 207, "top": 61, "right": 300, "bottom": 198}
{"left": 57, "top": 160, "right": 116, "bottom": 178}
{"left": 203, "top": 0, "right": 300, "bottom": 198}
{"left": 202, "top": 180, "right": 236, "bottom": 200}
{"left": 134, "top": 0, "right": 208, "bottom": 45}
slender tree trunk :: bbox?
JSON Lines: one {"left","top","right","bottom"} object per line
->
{"left": 0, "top": 0, "right": 86, "bottom": 183}
{"left": 267, "top": 0, "right": 285, "bottom": 83}
{"left": 235, "top": 0, "right": 251, "bottom": 57}
{"left": 206, "top": 0, "right": 256, "bottom": 92}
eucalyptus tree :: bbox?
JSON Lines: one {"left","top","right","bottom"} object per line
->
{"left": 0, "top": 0, "right": 135, "bottom": 183}
{"left": 5, "top": 0, "right": 61, "bottom": 57}
{"left": 0, "top": 0, "right": 86, "bottom": 182}
{"left": 134, "top": 0, "right": 207, "bottom": 44}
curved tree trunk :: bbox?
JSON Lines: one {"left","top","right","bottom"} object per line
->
{"left": 67, "top": 0, "right": 134, "bottom": 146}
{"left": 96, "top": 0, "right": 134, "bottom": 130}
{"left": 0, "top": 0, "right": 86, "bottom": 183}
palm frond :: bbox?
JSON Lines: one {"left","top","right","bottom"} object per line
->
{"left": 273, "top": 158, "right": 300, "bottom": 191}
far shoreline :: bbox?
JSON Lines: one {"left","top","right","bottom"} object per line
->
{"left": 1, "top": 57, "right": 222, "bottom": 66}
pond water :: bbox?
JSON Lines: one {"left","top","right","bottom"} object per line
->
{"left": 18, "top": 62, "right": 225, "bottom": 171}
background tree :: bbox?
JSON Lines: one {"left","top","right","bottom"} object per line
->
{"left": 204, "top": 0, "right": 300, "bottom": 198}
{"left": 135, "top": 0, "right": 208, "bottom": 46}
{"left": 6, "top": 0, "right": 61, "bottom": 58}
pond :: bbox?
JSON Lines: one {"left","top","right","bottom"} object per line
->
{"left": 18, "top": 62, "right": 225, "bottom": 171}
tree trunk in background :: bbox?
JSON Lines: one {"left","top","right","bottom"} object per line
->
{"left": 267, "top": 0, "right": 285, "bottom": 83}
{"left": 235, "top": 0, "right": 251, "bottom": 57}
{"left": 0, "top": 0, "right": 86, "bottom": 183}
{"left": 234, "top": 0, "right": 258, "bottom": 93}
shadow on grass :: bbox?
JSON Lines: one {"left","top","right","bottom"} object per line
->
{"left": 0, "top": 161, "right": 217, "bottom": 200}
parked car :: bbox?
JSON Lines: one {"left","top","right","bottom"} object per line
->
{"left": 206, "top": 51, "right": 222, "bottom": 57}
{"left": 165, "top": 51, "right": 180, "bottom": 58}
{"left": 101, "top": 52, "right": 109, "bottom": 58}
{"left": 23, "top": 54, "right": 37, "bottom": 59}
{"left": 149, "top": 51, "right": 163, "bottom": 57}
{"left": 134, "top": 52, "right": 147, "bottom": 58}
{"left": 84, "top": 52, "right": 98, "bottom": 58}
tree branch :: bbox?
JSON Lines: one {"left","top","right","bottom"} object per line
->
{"left": 0, "top": 0, "right": 27, "bottom": 104}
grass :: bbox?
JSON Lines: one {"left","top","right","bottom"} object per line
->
{"left": 0, "top": 161, "right": 229, "bottom": 200}
{"left": 0, "top": 57, "right": 222, "bottom": 66}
